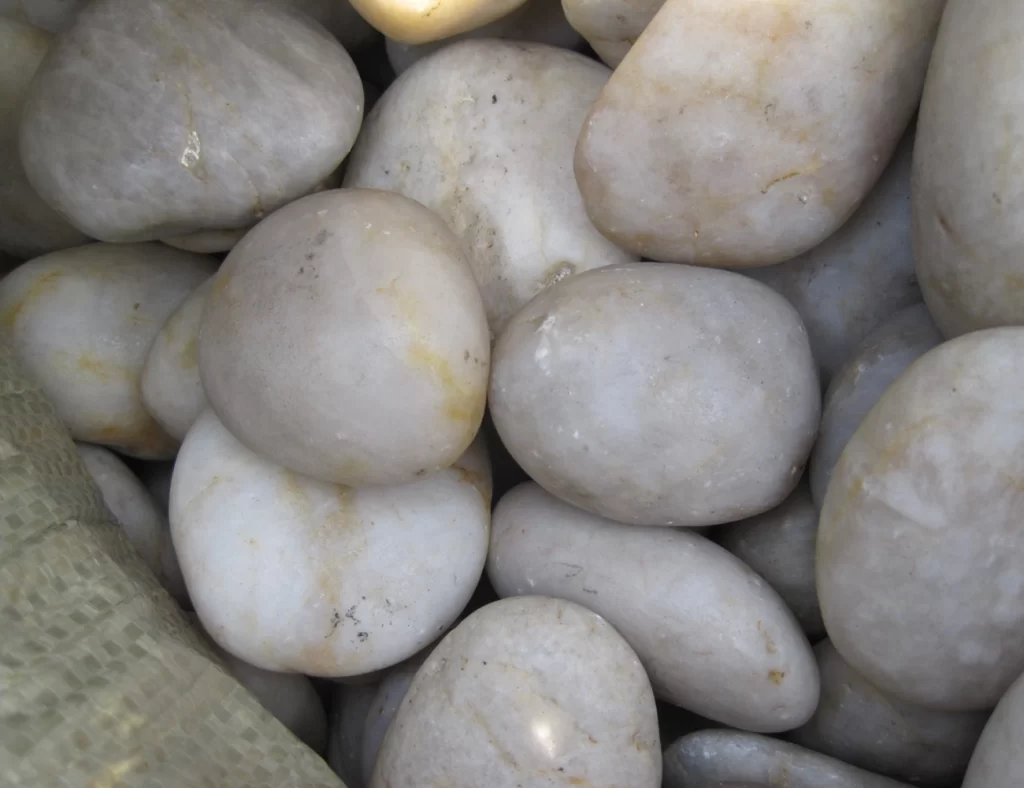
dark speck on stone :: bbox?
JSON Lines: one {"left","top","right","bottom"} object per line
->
{"left": 491, "top": 94, "right": 497, "bottom": 104}
{"left": 314, "top": 228, "right": 328, "bottom": 245}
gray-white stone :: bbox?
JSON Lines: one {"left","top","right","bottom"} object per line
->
{"left": 962, "top": 670, "right": 1024, "bottom": 788}
{"left": 717, "top": 483, "right": 823, "bottom": 640}
{"left": 328, "top": 681, "right": 379, "bottom": 788}
{"left": 488, "top": 483, "right": 819, "bottom": 732}
{"left": 818, "top": 327, "right": 1024, "bottom": 711}
{"left": 19, "top": 0, "right": 363, "bottom": 243}
{"left": 370, "top": 596, "right": 661, "bottom": 788}
{"left": 809, "top": 304, "right": 943, "bottom": 509}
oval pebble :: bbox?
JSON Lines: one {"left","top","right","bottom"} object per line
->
{"left": 809, "top": 304, "right": 943, "bottom": 509}
{"left": 199, "top": 188, "right": 490, "bottom": 488}
{"left": 664, "top": 730, "right": 912, "bottom": 788}
{"left": 348, "top": 0, "right": 526, "bottom": 44}
{"left": 818, "top": 327, "right": 1024, "bottom": 711}
{"left": 561, "top": 0, "right": 664, "bottom": 66}
{"left": 76, "top": 443, "right": 187, "bottom": 602}
{"left": 790, "top": 639, "right": 988, "bottom": 787}
{"left": 489, "top": 483, "right": 819, "bottom": 732}
{"left": 717, "top": 483, "right": 823, "bottom": 641}
{"left": 962, "top": 670, "right": 1024, "bottom": 788}
{"left": 19, "top": 0, "right": 363, "bottom": 243}
{"left": 160, "top": 230, "right": 248, "bottom": 256}
{"left": 370, "top": 596, "right": 661, "bottom": 788}
{"left": 142, "top": 277, "right": 212, "bottom": 442}
{"left": 490, "top": 263, "right": 819, "bottom": 526}
{"left": 345, "top": 40, "right": 634, "bottom": 335}
{"left": 574, "top": 0, "right": 944, "bottom": 267}
{"left": 0, "top": 243, "right": 216, "bottom": 458}
{"left": 911, "top": 0, "right": 1024, "bottom": 339}
{"left": 361, "top": 649, "right": 431, "bottom": 785}
{"left": 170, "top": 408, "right": 491, "bottom": 677}
{"left": 744, "top": 132, "right": 921, "bottom": 386}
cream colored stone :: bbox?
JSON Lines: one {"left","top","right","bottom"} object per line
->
{"left": 809, "top": 304, "right": 942, "bottom": 509}
{"left": 0, "top": 243, "right": 216, "bottom": 459}
{"left": 744, "top": 132, "right": 921, "bottom": 386}
{"left": 170, "top": 409, "right": 491, "bottom": 677}
{"left": 561, "top": 0, "right": 663, "bottom": 66}
{"left": 142, "top": 277, "right": 212, "bottom": 442}
{"left": 911, "top": 0, "right": 1024, "bottom": 339}
{"left": 962, "top": 671, "right": 1024, "bottom": 788}
{"left": 348, "top": 0, "right": 526, "bottom": 44}
{"left": 0, "top": 19, "right": 90, "bottom": 259}
{"left": 717, "top": 483, "right": 823, "bottom": 640}
{"left": 664, "top": 730, "right": 911, "bottom": 788}
{"left": 198, "top": 189, "right": 490, "bottom": 488}
{"left": 76, "top": 443, "right": 187, "bottom": 602}
{"left": 370, "top": 596, "right": 661, "bottom": 788}
{"left": 818, "top": 327, "right": 1024, "bottom": 711}
{"left": 489, "top": 263, "right": 819, "bottom": 526}
{"left": 384, "top": 0, "right": 581, "bottom": 75}
{"left": 344, "top": 40, "right": 635, "bottom": 335}
{"left": 790, "top": 639, "right": 988, "bottom": 787}
{"left": 574, "top": 0, "right": 945, "bottom": 267}
{"left": 489, "top": 483, "right": 819, "bottom": 732}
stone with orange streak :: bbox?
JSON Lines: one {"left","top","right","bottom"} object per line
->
{"left": 818, "top": 327, "right": 1024, "bottom": 712}
{"left": 370, "top": 597, "right": 661, "bottom": 788}
{"left": 0, "top": 242, "right": 216, "bottom": 459}
{"left": 199, "top": 188, "right": 490, "bottom": 488}
{"left": 912, "top": 0, "right": 1024, "bottom": 339}
{"left": 574, "top": 0, "right": 946, "bottom": 267}
{"left": 170, "top": 408, "right": 491, "bottom": 677}
{"left": 142, "top": 276, "right": 214, "bottom": 441}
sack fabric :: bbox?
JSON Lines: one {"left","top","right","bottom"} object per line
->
{"left": 0, "top": 336, "right": 343, "bottom": 787}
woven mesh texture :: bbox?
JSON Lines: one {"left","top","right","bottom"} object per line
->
{"left": 0, "top": 335, "right": 343, "bottom": 787}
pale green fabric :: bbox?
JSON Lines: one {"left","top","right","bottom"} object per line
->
{"left": 0, "top": 335, "right": 343, "bottom": 787}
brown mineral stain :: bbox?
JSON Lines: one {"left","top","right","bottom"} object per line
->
{"left": 279, "top": 470, "right": 311, "bottom": 514}
{"left": 179, "top": 336, "right": 199, "bottom": 369}
{"left": 569, "top": 779, "right": 588, "bottom": 786}
{"left": 1, "top": 270, "right": 64, "bottom": 331}
{"left": 455, "top": 466, "right": 491, "bottom": 507}
{"left": 408, "top": 341, "right": 486, "bottom": 426}
{"left": 769, "top": 670, "right": 785, "bottom": 685}
{"left": 75, "top": 353, "right": 132, "bottom": 382}
{"left": 93, "top": 418, "right": 177, "bottom": 460}
{"left": 296, "top": 638, "right": 339, "bottom": 677}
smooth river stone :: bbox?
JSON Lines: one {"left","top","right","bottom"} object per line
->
{"left": 348, "top": 0, "right": 526, "bottom": 44}
{"left": 818, "top": 327, "right": 1024, "bottom": 711}
{"left": 809, "top": 304, "right": 943, "bottom": 509}
{"left": 76, "top": 443, "right": 187, "bottom": 603}
{"left": 962, "top": 670, "right": 1024, "bottom": 788}
{"left": 160, "top": 229, "right": 248, "bottom": 255}
{"left": 717, "top": 483, "right": 823, "bottom": 641}
{"left": 664, "top": 730, "right": 912, "bottom": 788}
{"left": 370, "top": 596, "right": 661, "bottom": 788}
{"left": 198, "top": 189, "right": 490, "bottom": 489}
{"left": 790, "top": 639, "right": 989, "bottom": 788}
{"left": 328, "top": 681, "right": 380, "bottom": 788}
{"left": 0, "top": 243, "right": 216, "bottom": 459}
{"left": 0, "top": 19, "right": 91, "bottom": 259}
{"left": 489, "top": 263, "right": 820, "bottom": 527}
{"left": 912, "top": 0, "right": 1024, "bottom": 339}
{"left": 0, "top": 0, "right": 88, "bottom": 32}
{"left": 385, "top": 0, "right": 582, "bottom": 75}
{"left": 489, "top": 483, "right": 819, "bottom": 732}
{"left": 170, "top": 409, "right": 492, "bottom": 677}
{"left": 141, "top": 276, "right": 212, "bottom": 442}
{"left": 344, "top": 40, "right": 635, "bottom": 335}
{"left": 561, "top": 0, "right": 664, "bottom": 66}
{"left": 574, "top": 0, "right": 945, "bottom": 267}
{"left": 744, "top": 131, "right": 921, "bottom": 386}
{"left": 361, "top": 649, "right": 431, "bottom": 785}
{"left": 19, "top": 0, "right": 363, "bottom": 243}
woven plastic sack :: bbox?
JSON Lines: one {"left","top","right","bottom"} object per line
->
{"left": 0, "top": 336, "right": 344, "bottom": 787}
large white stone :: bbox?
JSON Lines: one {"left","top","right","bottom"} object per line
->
{"left": 0, "top": 243, "right": 216, "bottom": 459}
{"left": 344, "top": 40, "right": 635, "bottom": 335}
{"left": 198, "top": 189, "right": 490, "bottom": 488}
{"left": 170, "top": 409, "right": 491, "bottom": 677}
{"left": 574, "top": 0, "right": 945, "bottom": 267}
{"left": 19, "top": 0, "right": 363, "bottom": 243}
{"left": 370, "top": 596, "right": 661, "bottom": 788}
{"left": 489, "top": 483, "right": 819, "bottom": 732}
{"left": 818, "top": 327, "right": 1024, "bottom": 711}
{"left": 489, "top": 263, "right": 819, "bottom": 526}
